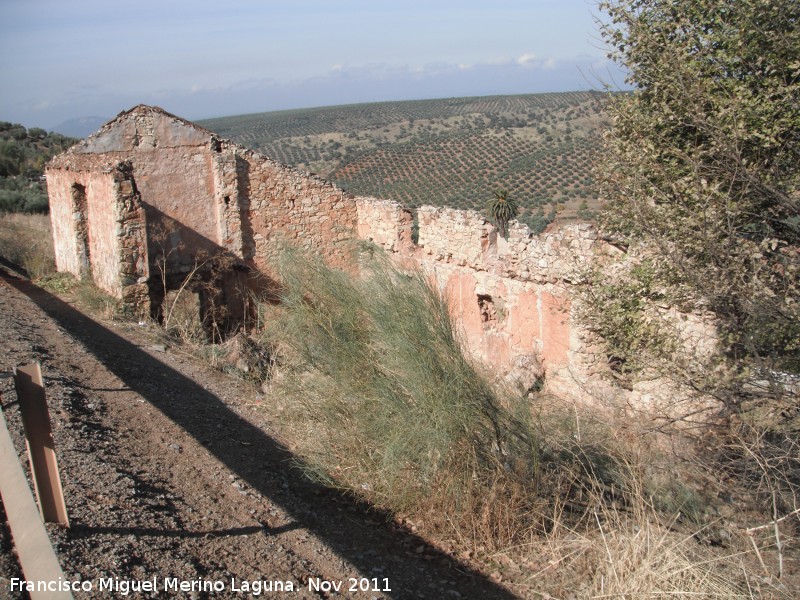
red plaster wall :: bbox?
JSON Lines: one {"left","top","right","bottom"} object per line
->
{"left": 47, "top": 169, "right": 83, "bottom": 277}
{"left": 444, "top": 270, "right": 484, "bottom": 351}
{"left": 131, "top": 148, "right": 219, "bottom": 252}
{"left": 508, "top": 289, "right": 540, "bottom": 355}
{"left": 85, "top": 172, "right": 122, "bottom": 295}
{"left": 539, "top": 291, "right": 570, "bottom": 368}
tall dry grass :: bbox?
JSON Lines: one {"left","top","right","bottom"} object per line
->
{"left": 259, "top": 248, "right": 538, "bottom": 537}
{"left": 252, "top": 246, "right": 778, "bottom": 597}
{"left": 0, "top": 212, "right": 128, "bottom": 319}
{"left": 0, "top": 212, "right": 56, "bottom": 279}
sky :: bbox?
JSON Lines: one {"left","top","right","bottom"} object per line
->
{"left": 0, "top": 0, "right": 623, "bottom": 130}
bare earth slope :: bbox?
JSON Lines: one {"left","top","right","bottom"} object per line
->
{"left": 0, "top": 267, "right": 515, "bottom": 600}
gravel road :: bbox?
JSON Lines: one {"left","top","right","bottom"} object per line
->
{"left": 0, "top": 267, "right": 517, "bottom": 600}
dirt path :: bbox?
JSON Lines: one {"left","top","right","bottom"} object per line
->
{"left": 0, "top": 268, "right": 517, "bottom": 600}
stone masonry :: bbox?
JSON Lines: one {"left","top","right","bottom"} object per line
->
{"left": 357, "top": 201, "right": 601, "bottom": 395}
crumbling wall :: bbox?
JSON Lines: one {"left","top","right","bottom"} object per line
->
{"left": 46, "top": 161, "right": 149, "bottom": 306}
{"left": 356, "top": 198, "right": 414, "bottom": 253}
{"left": 417, "top": 206, "right": 497, "bottom": 267}
{"left": 45, "top": 106, "right": 600, "bottom": 392}
{"left": 242, "top": 150, "right": 358, "bottom": 276}
{"left": 357, "top": 198, "right": 598, "bottom": 393}
{"left": 45, "top": 105, "right": 720, "bottom": 405}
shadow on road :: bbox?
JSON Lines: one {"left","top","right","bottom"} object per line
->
{"left": 4, "top": 273, "right": 518, "bottom": 600}
{"left": 70, "top": 523, "right": 299, "bottom": 539}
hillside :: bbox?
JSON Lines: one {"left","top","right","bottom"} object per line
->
{"left": 0, "top": 122, "right": 77, "bottom": 212}
{"left": 200, "top": 91, "right": 609, "bottom": 231}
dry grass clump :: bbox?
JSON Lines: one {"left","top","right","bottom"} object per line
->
{"left": 0, "top": 212, "right": 57, "bottom": 279}
{"left": 526, "top": 506, "right": 750, "bottom": 598}
{"left": 506, "top": 402, "right": 799, "bottom": 597}
{"left": 253, "top": 248, "right": 788, "bottom": 596}
{"left": 258, "top": 247, "right": 539, "bottom": 543}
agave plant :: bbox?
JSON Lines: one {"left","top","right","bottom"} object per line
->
{"left": 485, "top": 188, "right": 518, "bottom": 238}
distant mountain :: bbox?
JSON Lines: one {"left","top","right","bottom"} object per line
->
{"left": 51, "top": 116, "right": 109, "bottom": 138}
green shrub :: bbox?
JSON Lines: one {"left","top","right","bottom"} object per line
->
{"left": 259, "top": 247, "right": 538, "bottom": 540}
{"left": 0, "top": 179, "right": 49, "bottom": 213}
{"left": 596, "top": 0, "right": 800, "bottom": 384}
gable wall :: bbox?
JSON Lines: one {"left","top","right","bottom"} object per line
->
{"left": 124, "top": 147, "right": 219, "bottom": 256}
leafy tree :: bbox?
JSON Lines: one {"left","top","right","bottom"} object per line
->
{"left": 28, "top": 127, "right": 47, "bottom": 140}
{"left": 485, "top": 188, "right": 518, "bottom": 237}
{"left": 591, "top": 0, "right": 800, "bottom": 395}
{"left": 0, "top": 139, "right": 23, "bottom": 176}
{"left": 0, "top": 123, "right": 77, "bottom": 213}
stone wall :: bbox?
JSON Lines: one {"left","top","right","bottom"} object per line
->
{"left": 239, "top": 148, "right": 358, "bottom": 277}
{"left": 357, "top": 200, "right": 600, "bottom": 393}
{"left": 356, "top": 198, "right": 414, "bottom": 253}
{"left": 112, "top": 164, "right": 150, "bottom": 312}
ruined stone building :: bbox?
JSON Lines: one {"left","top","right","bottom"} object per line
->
{"left": 47, "top": 104, "right": 606, "bottom": 396}
{"left": 46, "top": 105, "right": 356, "bottom": 322}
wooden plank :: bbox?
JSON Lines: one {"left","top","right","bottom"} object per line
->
{"left": 13, "top": 363, "right": 69, "bottom": 526}
{"left": 0, "top": 407, "right": 73, "bottom": 599}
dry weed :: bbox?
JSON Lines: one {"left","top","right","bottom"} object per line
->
{"left": 0, "top": 212, "right": 56, "bottom": 279}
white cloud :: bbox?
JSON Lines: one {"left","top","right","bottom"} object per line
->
{"left": 517, "top": 53, "right": 537, "bottom": 66}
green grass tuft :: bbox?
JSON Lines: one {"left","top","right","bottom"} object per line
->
{"left": 259, "top": 247, "right": 539, "bottom": 539}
